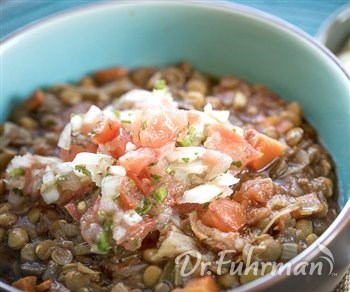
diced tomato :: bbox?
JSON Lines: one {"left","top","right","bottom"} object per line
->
{"left": 187, "top": 111, "right": 201, "bottom": 125}
{"left": 91, "top": 119, "right": 120, "bottom": 144}
{"left": 119, "top": 192, "right": 140, "bottom": 210}
{"left": 127, "top": 217, "right": 156, "bottom": 238}
{"left": 59, "top": 182, "right": 95, "bottom": 206}
{"left": 80, "top": 197, "right": 101, "bottom": 246}
{"left": 119, "top": 177, "right": 146, "bottom": 210}
{"left": 245, "top": 129, "right": 286, "bottom": 170}
{"left": 233, "top": 177, "right": 274, "bottom": 207}
{"left": 201, "top": 199, "right": 246, "bottom": 232}
{"left": 60, "top": 136, "right": 97, "bottom": 162}
{"left": 205, "top": 124, "right": 262, "bottom": 167}
{"left": 131, "top": 108, "right": 188, "bottom": 148}
{"left": 94, "top": 67, "right": 128, "bottom": 84}
{"left": 65, "top": 202, "right": 82, "bottom": 221}
{"left": 105, "top": 128, "right": 133, "bottom": 159}
{"left": 184, "top": 276, "right": 219, "bottom": 292}
{"left": 120, "top": 217, "right": 156, "bottom": 250}
{"left": 119, "top": 148, "right": 159, "bottom": 176}
{"left": 12, "top": 276, "right": 37, "bottom": 292}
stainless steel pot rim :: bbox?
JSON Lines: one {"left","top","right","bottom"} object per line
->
{"left": 1, "top": 1, "right": 349, "bottom": 291}
{"left": 317, "top": 3, "right": 350, "bottom": 45}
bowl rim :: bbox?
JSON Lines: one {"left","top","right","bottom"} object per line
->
{"left": 1, "top": 1, "right": 349, "bottom": 291}
{"left": 317, "top": 3, "right": 350, "bottom": 47}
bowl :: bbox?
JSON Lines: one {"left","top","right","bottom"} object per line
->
{"left": 1, "top": 1, "right": 349, "bottom": 291}
{"left": 317, "top": 4, "right": 350, "bottom": 53}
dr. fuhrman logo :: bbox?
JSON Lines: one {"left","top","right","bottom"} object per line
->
{"left": 175, "top": 243, "right": 335, "bottom": 277}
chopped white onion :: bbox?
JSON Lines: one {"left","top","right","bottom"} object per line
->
{"left": 212, "top": 173, "right": 240, "bottom": 186}
{"left": 151, "top": 226, "right": 196, "bottom": 261}
{"left": 58, "top": 123, "right": 72, "bottom": 150}
{"left": 166, "top": 147, "right": 206, "bottom": 163}
{"left": 42, "top": 186, "right": 60, "bottom": 204}
{"left": 179, "top": 173, "right": 239, "bottom": 204}
{"left": 122, "top": 210, "right": 143, "bottom": 226}
{"left": 71, "top": 152, "right": 116, "bottom": 186}
{"left": 84, "top": 105, "right": 102, "bottom": 124}
{"left": 125, "top": 142, "right": 137, "bottom": 152}
{"left": 70, "top": 114, "right": 83, "bottom": 136}
{"left": 113, "top": 226, "right": 127, "bottom": 241}
{"left": 108, "top": 165, "right": 126, "bottom": 176}
{"left": 42, "top": 169, "right": 55, "bottom": 184}
{"left": 179, "top": 184, "right": 232, "bottom": 204}
{"left": 115, "top": 89, "right": 176, "bottom": 110}
{"left": 101, "top": 175, "right": 122, "bottom": 199}
{"left": 204, "top": 104, "right": 230, "bottom": 123}
{"left": 171, "top": 160, "right": 208, "bottom": 175}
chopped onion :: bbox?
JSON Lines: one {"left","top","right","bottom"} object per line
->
{"left": 108, "top": 165, "right": 126, "bottom": 176}
{"left": 151, "top": 226, "right": 197, "bottom": 261}
{"left": 84, "top": 105, "right": 102, "bottom": 124}
{"left": 261, "top": 204, "right": 301, "bottom": 234}
{"left": 205, "top": 152, "right": 233, "bottom": 180}
{"left": 113, "top": 226, "right": 127, "bottom": 242}
{"left": 204, "top": 103, "right": 230, "bottom": 123}
{"left": 7, "top": 153, "right": 34, "bottom": 170}
{"left": 179, "top": 184, "right": 233, "bottom": 204}
{"left": 116, "top": 89, "right": 176, "bottom": 110}
{"left": 42, "top": 169, "right": 55, "bottom": 184}
{"left": 117, "top": 89, "right": 154, "bottom": 106}
{"left": 101, "top": 175, "right": 123, "bottom": 199}
{"left": 58, "top": 123, "right": 72, "bottom": 150}
{"left": 42, "top": 186, "right": 60, "bottom": 204}
{"left": 171, "top": 160, "right": 208, "bottom": 175}
{"left": 166, "top": 147, "right": 206, "bottom": 163}
{"left": 70, "top": 114, "right": 83, "bottom": 136}
{"left": 122, "top": 210, "right": 143, "bottom": 226}
{"left": 125, "top": 142, "right": 137, "bottom": 152}
{"left": 71, "top": 152, "right": 115, "bottom": 185}
{"left": 212, "top": 173, "right": 239, "bottom": 186}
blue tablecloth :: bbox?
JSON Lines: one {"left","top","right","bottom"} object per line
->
{"left": 1, "top": 0, "right": 349, "bottom": 39}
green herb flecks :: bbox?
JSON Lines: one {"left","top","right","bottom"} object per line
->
{"left": 141, "top": 121, "right": 147, "bottom": 130}
{"left": 97, "top": 231, "right": 111, "bottom": 253}
{"left": 165, "top": 166, "right": 175, "bottom": 175}
{"left": 154, "top": 79, "right": 168, "bottom": 90}
{"left": 136, "top": 199, "right": 152, "bottom": 216}
{"left": 121, "top": 120, "right": 131, "bottom": 124}
{"left": 181, "top": 157, "right": 190, "bottom": 163}
{"left": 88, "top": 129, "right": 96, "bottom": 137}
{"left": 9, "top": 168, "right": 26, "bottom": 177}
{"left": 150, "top": 173, "right": 162, "bottom": 182}
{"left": 152, "top": 185, "right": 168, "bottom": 203}
{"left": 114, "top": 111, "right": 121, "bottom": 118}
{"left": 231, "top": 160, "right": 243, "bottom": 168}
{"left": 75, "top": 165, "right": 92, "bottom": 178}
{"left": 12, "top": 188, "right": 23, "bottom": 195}
{"left": 176, "top": 126, "right": 196, "bottom": 147}
{"left": 148, "top": 160, "right": 159, "bottom": 167}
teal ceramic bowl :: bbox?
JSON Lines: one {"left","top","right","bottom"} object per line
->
{"left": 1, "top": 1, "right": 349, "bottom": 291}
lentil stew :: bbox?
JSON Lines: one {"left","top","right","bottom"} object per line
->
{"left": 0, "top": 63, "right": 338, "bottom": 291}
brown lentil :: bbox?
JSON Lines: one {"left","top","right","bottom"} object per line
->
{"left": 51, "top": 247, "right": 73, "bottom": 265}
{"left": 27, "top": 207, "right": 41, "bottom": 224}
{"left": 21, "top": 243, "right": 37, "bottom": 262}
{"left": 8, "top": 227, "right": 29, "bottom": 250}
{"left": 35, "top": 240, "right": 56, "bottom": 260}
{"left": 0, "top": 212, "right": 18, "bottom": 227}
{"left": 286, "top": 127, "right": 304, "bottom": 146}
{"left": 143, "top": 265, "right": 162, "bottom": 288}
